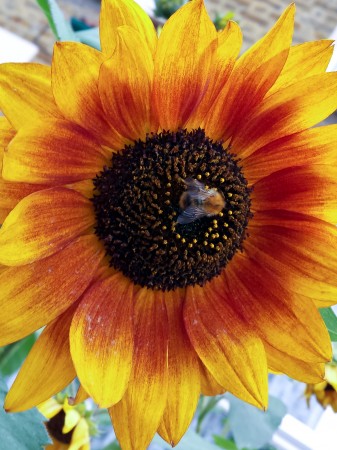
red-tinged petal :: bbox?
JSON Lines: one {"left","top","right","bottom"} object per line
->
{"left": 51, "top": 42, "right": 123, "bottom": 149}
{"left": 66, "top": 179, "right": 95, "bottom": 199}
{"left": 242, "top": 125, "right": 337, "bottom": 184}
{"left": 5, "top": 306, "right": 77, "bottom": 412}
{"left": 187, "top": 20, "right": 242, "bottom": 129}
{"left": 232, "top": 72, "right": 337, "bottom": 158}
{"left": 100, "top": 0, "right": 157, "bottom": 56}
{"left": 200, "top": 362, "right": 225, "bottom": 396}
{"left": 222, "top": 253, "right": 331, "bottom": 363}
{"left": 252, "top": 165, "right": 337, "bottom": 223}
{"left": 70, "top": 273, "right": 134, "bottom": 408}
{"left": 0, "top": 235, "right": 104, "bottom": 346}
{"left": 0, "top": 63, "right": 61, "bottom": 130}
{"left": 184, "top": 284, "right": 268, "bottom": 408}
{"left": 153, "top": 0, "right": 217, "bottom": 130}
{"left": 0, "top": 179, "right": 48, "bottom": 224}
{"left": 0, "top": 187, "right": 95, "bottom": 265}
{"left": 99, "top": 27, "right": 154, "bottom": 142}
{"left": 110, "top": 288, "right": 168, "bottom": 450}
{"left": 246, "top": 210, "right": 337, "bottom": 305}
{"left": 204, "top": 4, "right": 295, "bottom": 141}
{"left": 3, "top": 119, "right": 110, "bottom": 185}
{"left": 265, "top": 343, "right": 326, "bottom": 384}
{"left": 268, "top": 40, "right": 334, "bottom": 95}
{"left": 158, "top": 289, "right": 200, "bottom": 446}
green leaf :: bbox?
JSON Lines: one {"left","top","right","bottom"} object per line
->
{"left": 0, "top": 379, "right": 51, "bottom": 450}
{"left": 227, "top": 395, "right": 287, "bottom": 450}
{"left": 102, "top": 442, "right": 122, "bottom": 450}
{"left": 0, "top": 334, "right": 36, "bottom": 377}
{"left": 36, "top": 0, "right": 79, "bottom": 42}
{"left": 153, "top": 428, "right": 220, "bottom": 450}
{"left": 75, "top": 27, "right": 101, "bottom": 50}
{"left": 320, "top": 308, "right": 337, "bottom": 341}
{"left": 213, "top": 435, "right": 239, "bottom": 450}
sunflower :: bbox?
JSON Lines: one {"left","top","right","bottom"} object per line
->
{"left": 305, "top": 363, "right": 337, "bottom": 413}
{"left": 38, "top": 396, "right": 93, "bottom": 450}
{"left": 0, "top": 0, "right": 337, "bottom": 448}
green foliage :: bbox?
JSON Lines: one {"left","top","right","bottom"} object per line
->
{"left": 36, "top": 0, "right": 79, "bottom": 41}
{"left": 0, "top": 379, "right": 51, "bottom": 450}
{"left": 0, "top": 334, "right": 36, "bottom": 377}
{"left": 213, "top": 435, "right": 240, "bottom": 450}
{"left": 154, "top": 0, "right": 187, "bottom": 19}
{"left": 226, "top": 395, "right": 286, "bottom": 450}
{"left": 320, "top": 308, "right": 337, "bottom": 341}
{"left": 213, "top": 12, "right": 236, "bottom": 30}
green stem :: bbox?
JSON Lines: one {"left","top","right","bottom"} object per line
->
{"left": 196, "top": 396, "right": 223, "bottom": 434}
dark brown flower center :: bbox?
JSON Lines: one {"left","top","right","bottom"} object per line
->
{"left": 92, "top": 128, "right": 251, "bottom": 291}
{"left": 46, "top": 410, "right": 72, "bottom": 444}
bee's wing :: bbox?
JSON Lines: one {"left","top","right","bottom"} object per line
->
{"left": 185, "top": 178, "right": 210, "bottom": 202}
{"left": 177, "top": 205, "right": 206, "bottom": 224}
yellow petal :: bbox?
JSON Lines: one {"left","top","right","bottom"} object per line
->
{"left": 5, "top": 307, "right": 77, "bottom": 412}
{"left": 0, "top": 63, "right": 60, "bottom": 130}
{"left": 0, "top": 235, "right": 104, "bottom": 346}
{"left": 205, "top": 4, "right": 295, "bottom": 141}
{"left": 70, "top": 273, "right": 134, "bottom": 407}
{"left": 158, "top": 290, "right": 200, "bottom": 446}
{"left": 69, "top": 418, "right": 90, "bottom": 450}
{"left": 100, "top": 0, "right": 157, "bottom": 56}
{"left": 98, "top": 27, "right": 154, "bottom": 142}
{"left": 268, "top": 39, "right": 334, "bottom": 95}
{"left": 63, "top": 408, "right": 81, "bottom": 434}
{"left": 184, "top": 283, "right": 268, "bottom": 409}
{"left": 37, "top": 398, "right": 63, "bottom": 419}
{"left": 0, "top": 187, "right": 95, "bottom": 266}
{"left": 110, "top": 289, "right": 168, "bottom": 450}
{"left": 232, "top": 72, "right": 337, "bottom": 159}
{"left": 153, "top": 0, "right": 217, "bottom": 130}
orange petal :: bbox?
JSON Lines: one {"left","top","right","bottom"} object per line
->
{"left": 223, "top": 253, "right": 331, "bottom": 363}
{"left": 268, "top": 40, "right": 334, "bottom": 95}
{"left": 0, "top": 63, "right": 60, "bottom": 130}
{"left": 109, "top": 288, "right": 168, "bottom": 450}
{"left": 187, "top": 21, "right": 242, "bottom": 129}
{"left": 232, "top": 72, "right": 337, "bottom": 158}
{"left": 242, "top": 125, "right": 337, "bottom": 184}
{"left": 265, "top": 343, "right": 325, "bottom": 384}
{"left": 0, "top": 179, "right": 48, "bottom": 224}
{"left": 0, "top": 187, "right": 95, "bottom": 265}
{"left": 74, "top": 385, "right": 90, "bottom": 404}
{"left": 5, "top": 306, "right": 77, "bottom": 412}
{"left": 184, "top": 283, "right": 268, "bottom": 409}
{"left": 204, "top": 4, "right": 295, "bottom": 141}
{"left": 0, "top": 235, "right": 104, "bottom": 346}
{"left": 153, "top": 0, "right": 217, "bottom": 130}
{"left": 51, "top": 42, "right": 122, "bottom": 149}
{"left": 158, "top": 289, "right": 200, "bottom": 446}
{"left": 70, "top": 273, "right": 134, "bottom": 408}
{"left": 247, "top": 210, "right": 337, "bottom": 306}
{"left": 199, "top": 361, "right": 225, "bottom": 396}
{"left": 3, "top": 119, "right": 109, "bottom": 185}
{"left": 98, "top": 27, "right": 154, "bottom": 142}
{"left": 252, "top": 164, "right": 337, "bottom": 223}
{"left": 100, "top": 0, "right": 157, "bottom": 56}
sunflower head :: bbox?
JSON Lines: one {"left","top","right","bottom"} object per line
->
{"left": 305, "top": 364, "right": 337, "bottom": 413}
{"left": 38, "top": 396, "right": 96, "bottom": 450}
{"left": 1, "top": 0, "right": 337, "bottom": 449}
